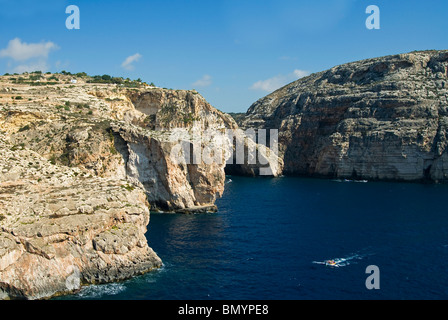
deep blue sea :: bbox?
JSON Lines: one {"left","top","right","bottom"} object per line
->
{"left": 65, "top": 176, "right": 448, "bottom": 300}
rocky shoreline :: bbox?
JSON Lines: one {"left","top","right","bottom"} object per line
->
{"left": 0, "top": 72, "right": 279, "bottom": 299}
{"left": 1, "top": 49, "right": 447, "bottom": 298}
{"left": 0, "top": 135, "right": 162, "bottom": 299}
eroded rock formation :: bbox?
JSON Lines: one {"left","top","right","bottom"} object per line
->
{"left": 0, "top": 135, "right": 161, "bottom": 299}
{"left": 0, "top": 73, "right": 280, "bottom": 298}
{"left": 241, "top": 50, "right": 448, "bottom": 182}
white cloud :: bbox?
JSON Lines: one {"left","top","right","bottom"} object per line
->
{"left": 250, "top": 69, "right": 310, "bottom": 92}
{"left": 121, "top": 53, "right": 142, "bottom": 70}
{"left": 192, "top": 74, "right": 212, "bottom": 87}
{"left": 0, "top": 38, "right": 58, "bottom": 61}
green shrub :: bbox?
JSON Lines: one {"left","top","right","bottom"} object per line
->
{"left": 49, "top": 155, "right": 57, "bottom": 165}
{"left": 59, "top": 153, "right": 70, "bottom": 166}
{"left": 18, "top": 124, "right": 30, "bottom": 132}
{"left": 121, "top": 184, "right": 135, "bottom": 192}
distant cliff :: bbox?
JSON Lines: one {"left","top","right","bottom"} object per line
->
{"left": 241, "top": 50, "right": 448, "bottom": 182}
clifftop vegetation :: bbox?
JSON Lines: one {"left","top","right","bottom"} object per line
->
{"left": 3, "top": 70, "right": 156, "bottom": 88}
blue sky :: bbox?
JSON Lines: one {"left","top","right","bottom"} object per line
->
{"left": 0, "top": 0, "right": 447, "bottom": 112}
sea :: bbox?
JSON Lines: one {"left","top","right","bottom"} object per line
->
{"left": 61, "top": 176, "right": 448, "bottom": 300}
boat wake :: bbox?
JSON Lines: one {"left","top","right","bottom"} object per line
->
{"left": 312, "top": 251, "right": 373, "bottom": 268}
{"left": 332, "top": 179, "right": 368, "bottom": 183}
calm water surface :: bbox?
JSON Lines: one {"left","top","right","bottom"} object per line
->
{"left": 64, "top": 176, "right": 448, "bottom": 300}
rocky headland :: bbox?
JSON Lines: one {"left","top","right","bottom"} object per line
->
{"left": 2, "top": 49, "right": 447, "bottom": 299}
{"left": 241, "top": 50, "right": 448, "bottom": 182}
{"left": 0, "top": 73, "right": 279, "bottom": 299}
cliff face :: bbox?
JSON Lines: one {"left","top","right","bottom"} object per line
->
{"left": 242, "top": 50, "right": 448, "bottom": 182}
{"left": 0, "top": 73, "right": 281, "bottom": 298}
{"left": 0, "top": 77, "right": 225, "bottom": 298}
{"left": 0, "top": 134, "right": 161, "bottom": 299}
{"left": 122, "top": 89, "right": 282, "bottom": 186}
{"left": 1, "top": 83, "right": 227, "bottom": 212}
{"left": 1, "top": 79, "right": 281, "bottom": 212}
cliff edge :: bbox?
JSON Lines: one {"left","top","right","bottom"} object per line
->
{"left": 0, "top": 72, "right": 280, "bottom": 298}
{"left": 241, "top": 50, "right": 448, "bottom": 182}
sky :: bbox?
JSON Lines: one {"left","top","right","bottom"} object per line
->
{"left": 0, "top": 0, "right": 447, "bottom": 113}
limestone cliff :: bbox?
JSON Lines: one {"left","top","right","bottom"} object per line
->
{"left": 0, "top": 134, "right": 161, "bottom": 299}
{"left": 0, "top": 72, "right": 280, "bottom": 298}
{"left": 241, "top": 50, "right": 448, "bottom": 182}
{"left": 1, "top": 76, "right": 280, "bottom": 212}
